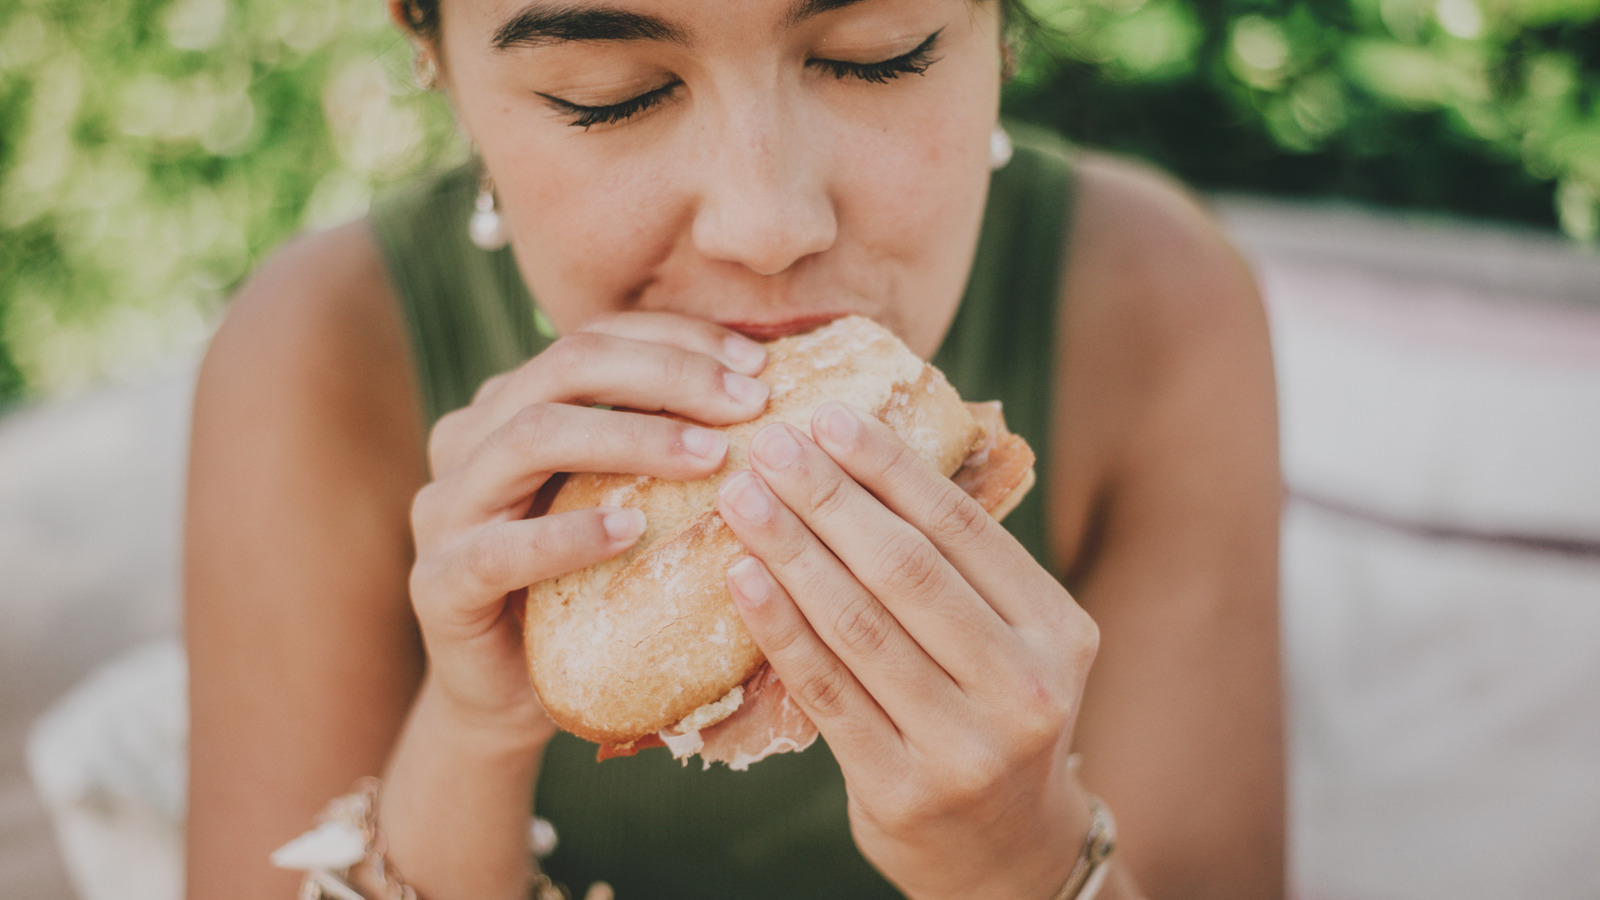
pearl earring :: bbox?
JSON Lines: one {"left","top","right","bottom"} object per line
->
{"left": 469, "top": 172, "right": 510, "bottom": 250}
{"left": 411, "top": 51, "right": 438, "bottom": 91}
{"left": 989, "top": 126, "right": 1013, "bottom": 171}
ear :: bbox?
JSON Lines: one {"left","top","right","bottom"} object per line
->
{"left": 385, "top": 0, "right": 413, "bottom": 31}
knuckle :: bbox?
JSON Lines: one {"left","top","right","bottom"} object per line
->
{"left": 762, "top": 518, "right": 813, "bottom": 569}
{"left": 471, "top": 372, "right": 508, "bottom": 405}
{"left": 1004, "top": 670, "right": 1075, "bottom": 755}
{"left": 407, "top": 555, "right": 437, "bottom": 605}
{"left": 409, "top": 481, "right": 440, "bottom": 537}
{"left": 426, "top": 411, "right": 466, "bottom": 474}
{"left": 925, "top": 488, "right": 990, "bottom": 551}
{"left": 456, "top": 529, "right": 515, "bottom": 593}
{"left": 873, "top": 533, "right": 944, "bottom": 599}
{"left": 880, "top": 440, "right": 927, "bottom": 489}
{"left": 544, "top": 332, "right": 599, "bottom": 379}
{"left": 1073, "top": 611, "right": 1101, "bottom": 670}
{"left": 806, "top": 474, "right": 851, "bottom": 519}
{"left": 505, "top": 402, "right": 554, "bottom": 446}
{"left": 831, "top": 595, "right": 895, "bottom": 658}
{"left": 795, "top": 664, "right": 851, "bottom": 719}
{"left": 760, "top": 614, "right": 810, "bottom": 659}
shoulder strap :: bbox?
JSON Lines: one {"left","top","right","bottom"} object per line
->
{"left": 933, "top": 122, "right": 1078, "bottom": 567}
{"left": 367, "top": 167, "right": 552, "bottom": 427}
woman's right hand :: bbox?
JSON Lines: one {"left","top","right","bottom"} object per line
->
{"left": 405, "top": 311, "right": 772, "bottom": 743}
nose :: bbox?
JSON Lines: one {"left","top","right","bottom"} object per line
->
{"left": 690, "top": 102, "right": 838, "bottom": 276}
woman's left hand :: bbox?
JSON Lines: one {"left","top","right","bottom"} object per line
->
{"left": 716, "top": 400, "right": 1102, "bottom": 900}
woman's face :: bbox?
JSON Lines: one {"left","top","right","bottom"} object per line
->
{"left": 434, "top": 0, "right": 1003, "bottom": 356}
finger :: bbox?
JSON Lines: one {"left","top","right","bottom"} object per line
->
{"left": 745, "top": 422, "right": 1016, "bottom": 690}
{"left": 724, "top": 553, "right": 898, "bottom": 769}
{"left": 430, "top": 332, "right": 768, "bottom": 477}
{"left": 576, "top": 311, "right": 767, "bottom": 376}
{"left": 812, "top": 402, "right": 1062, "bottom": 628}
{"left": 422, "top": 404, "right": 730, "bottom": 533}
{"left": 412, "top": 507, "right": 645, "bottom": 639}
{"left": 471, "top": 313, "right": 766, "bottom": 411}
{"left": 717, "top": 467, "right": 957, "bottom": 724}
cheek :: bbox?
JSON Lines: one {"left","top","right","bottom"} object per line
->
{"left": 834, "top": 39, "right": 999, "bottom": 256}
{"left": 498, "top": 150, "right": 689, "bottom": 326}
{"left": 834, "top": 81, "right": 996, "bottom": 342}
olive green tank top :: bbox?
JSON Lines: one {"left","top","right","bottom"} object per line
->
{"left": 368, "top": 123, "right": 1076, "bottom": 899}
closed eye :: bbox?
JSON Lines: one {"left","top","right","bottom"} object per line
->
{"left": 538, "top": 80, "right": 682, "bottom": 129}
{"left": 808, "top": 28, "right": 943, "bottom": 84}
{"left": 538, "top": 27, "right": 944, "bottom": 129}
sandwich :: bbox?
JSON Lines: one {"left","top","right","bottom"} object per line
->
{"left": 523, "top": 315, "right": 1036, "bottom": 769}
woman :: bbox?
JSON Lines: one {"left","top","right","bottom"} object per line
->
{"left": 185, "top": 0, "right": 1285, "bottom": 897}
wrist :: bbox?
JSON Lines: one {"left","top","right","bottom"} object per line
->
{"left": 1047, "top": 793, "right": 1117, "bottom": 900}
{"left": 372, "top": 677, "right": 549, "bottom": 900}
{"left": 417, "top": 669, "right": 556, "bottom": 759}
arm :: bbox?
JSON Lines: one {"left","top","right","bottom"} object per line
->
{"left": 185, "top": 222, "right": 432, "bottom": 899}
{"left": 185, "top": 223, "right": 561, "bottom": 900}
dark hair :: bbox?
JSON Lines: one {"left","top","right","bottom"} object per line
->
{"left": 398, "top": 0, "right": 1031, "bottom": 44}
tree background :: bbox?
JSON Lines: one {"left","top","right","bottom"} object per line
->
{"left": 0, "top": 0, "right": 1596, "bottom": 403}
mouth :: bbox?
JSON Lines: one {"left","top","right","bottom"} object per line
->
{"left": 715, "top": 312, "right": 853, "bottom": 342}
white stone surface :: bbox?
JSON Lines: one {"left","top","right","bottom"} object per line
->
{"left": 0, "top": 361, "right": 193, "bottom": 900}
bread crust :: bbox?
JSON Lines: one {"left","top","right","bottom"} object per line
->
{"left": 525, "top": 316, "right": 985, "bottom": 745}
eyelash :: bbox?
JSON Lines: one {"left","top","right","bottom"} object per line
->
{"left": 540, "top": 82, "right": 681, "bottom": 130}
{"left": 809, "top": 29, "right": 943, "bottom": 84}
{"left": 543, "top": 28, "right": 944, "bottom": 129}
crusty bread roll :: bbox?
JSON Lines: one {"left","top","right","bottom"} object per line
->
{"left": 524, "top": 316, "right": 1031, "bottom": 753}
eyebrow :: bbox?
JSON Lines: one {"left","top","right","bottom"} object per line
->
{"left": 492, "top": 0, "right": 875, "bottom": 50}
{"left": 781, "top": 0, "right": 872, "bottom": 29}
{"left": 492, "top": 5, "right": 687, "bottom": 49}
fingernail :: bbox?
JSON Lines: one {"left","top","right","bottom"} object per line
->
{"left": 603, "top": 508, "right": 646, "bottom": 542}
{"left": 723, "top": 335, "right": 767, "bottom": 374}
{"left": 728, "top": 557, "right": 771, "bottom": 607}
{"left": 724, "top": 372, "right": 770, "bottom": 408}
{"left": 752, "top": 425, "right": 800, "bottom": 471}
{"left": 720, "top": 470, "right": 772, "bottom": 522}
{"left": 682, "top": 427, "right": 728, "bottom": 462}
{"left": 817, "top": 403, "right": 860, "bottom": 447}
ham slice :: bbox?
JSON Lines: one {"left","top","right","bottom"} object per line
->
{"left": 696, "top": 664, "right": 819, "bottom": 770}
{"left": 595, "top": 402, "right": 1034, "bottom": 768}
{"left": 955, "top": 401, "right": 1037, "bottom": 523}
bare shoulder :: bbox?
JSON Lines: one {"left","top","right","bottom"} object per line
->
{"left": 1064, "top": 151, "right": 1267, "bottom": 375}
{"left": 186, "top": 220, "right": 428, "bottom": 899}
{"left": 1048, "top": 149, "right": 1278, "bottom": 582}
{"left": 199, "top": 219, "right": 418, "bottom": 436}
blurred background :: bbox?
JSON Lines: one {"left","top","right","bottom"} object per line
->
{"left": 2, "top": 1, "right": 1598, "bottom": 899}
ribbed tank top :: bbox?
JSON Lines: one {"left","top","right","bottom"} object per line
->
{"left": 368, "top": 123, "right": 1076, "bottom": 899}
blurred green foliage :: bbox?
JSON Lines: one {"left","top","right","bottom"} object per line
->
{"left": 1005, "top": 0, "right": 1600, "bottom": 239}
{"left": 0, "top": 0, "right": 1596, "bottom": 403}
{"left": 0, "top": 0, "right": 459, "bottom": 401}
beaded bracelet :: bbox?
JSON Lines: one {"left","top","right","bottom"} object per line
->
{"left": 271, "top": 777, "right": 612, "bottom": 900}
{"left": 1049, "top": 794, "right": 1117, "bottom": 900}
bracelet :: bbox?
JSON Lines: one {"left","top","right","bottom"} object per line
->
{"left": 271, "top": 777, "right": 612, "bottom": 900}
{"left": 1049, "top": 794, "right": 1117, "bottom": 900}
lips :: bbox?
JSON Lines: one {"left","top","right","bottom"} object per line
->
{"left": 715, "top": 313, "right": 852, "bottom": 341}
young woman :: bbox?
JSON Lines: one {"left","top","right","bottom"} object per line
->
{"left": 184, "top": 1, "right": 1285, "bottom": 897}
